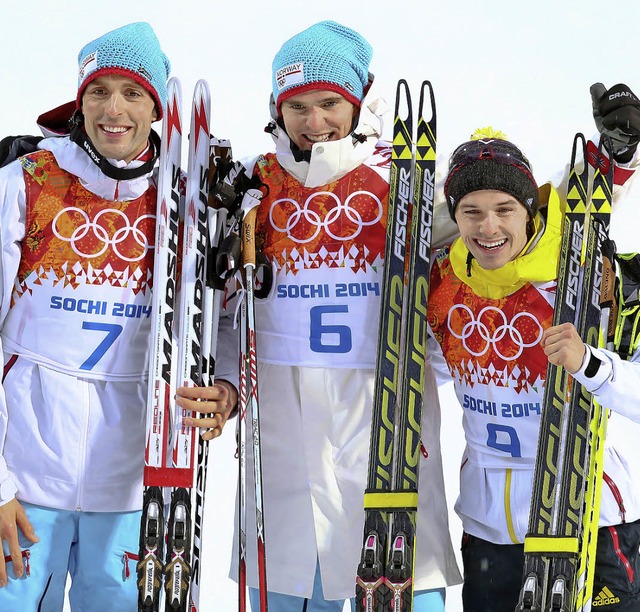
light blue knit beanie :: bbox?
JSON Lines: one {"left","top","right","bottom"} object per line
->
{"left": 76, "top": 22, "right": 171, "bottom": 120}
{"left": 272, "top": 20, "right": 372, "bottom": 110}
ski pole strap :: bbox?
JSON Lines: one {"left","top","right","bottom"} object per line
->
{"left": 363, "top": 491, "right": 419, "bottom": 510}
{"left": 523, "top": 535, "right": 580, "bottom": 556}
{"left": 253, "top": 250, "right": 273, "bottom": 300}
{"left": 613, "top": 252, "right": 640, "bottom": 361}
{"left": 616, "top": 304, "right": 640, "bottom": 361}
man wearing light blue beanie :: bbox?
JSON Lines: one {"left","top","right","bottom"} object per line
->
{"left": 222, "top": 19, "right": 462, "bottom": 612}
{"left": 272, "top": 20, "right": 372, "bottom": 111}
{"left": 0, "top": 21, "right": 236, "bottom": 611}
{"left": 76, "top": 21, "right": 170, "bottom": 120}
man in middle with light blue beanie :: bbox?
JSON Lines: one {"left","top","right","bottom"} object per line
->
{"left": 223, "top": 20, "right": 462, "bottom": 612}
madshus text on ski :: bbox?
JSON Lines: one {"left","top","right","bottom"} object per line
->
{"left": 137, "top": 77, "right": 269, "bottom": 612}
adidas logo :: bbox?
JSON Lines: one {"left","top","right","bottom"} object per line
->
{"left": 592, "top": 586, "right": 621, "bottom": 606}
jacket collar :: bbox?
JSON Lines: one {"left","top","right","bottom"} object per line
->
{"left": 267, "top": 78, "right": 389, "bottom": 188}
{"left": 449, "top": 184, "right": 563, "bottom": 299}
{"left": 39, "top": 136, "right": 155, "bottom": 201}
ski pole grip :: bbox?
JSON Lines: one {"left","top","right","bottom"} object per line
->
{"left": 242, "top": 206, "right": 258, "bottom": 268}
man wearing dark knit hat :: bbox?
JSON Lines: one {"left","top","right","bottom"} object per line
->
{"left": 220, "top": 19, "right": 462, "bottom": 612}
{"left": 0, "top": 22, "right": 235, "bottom": 610}
{"left": 427, "top": 125, "right": 640, "bottom": 611}
{"left": 443, "top": 134, "right": 540, "bottom": 272}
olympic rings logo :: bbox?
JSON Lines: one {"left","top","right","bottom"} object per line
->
{"left": 51, "top": 207, "right": 155, "bottom": 262}
{"left": 447, "top": 304, "right": 543, "bottom": 361}
{"left": 269, "top": 191, "right": 383, "bottom": 244}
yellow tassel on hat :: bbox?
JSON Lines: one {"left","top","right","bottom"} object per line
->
{"left": 470, "top": 126, "right": 508, "bottom": 141}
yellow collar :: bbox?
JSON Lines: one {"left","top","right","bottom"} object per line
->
{"left": 449, "top": 184, "right": 562, "bottom": 299}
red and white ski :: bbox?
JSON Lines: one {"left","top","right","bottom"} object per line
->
{"left": 138, "top": 75, "right": 183, "bottom": 612}
{"left": 138, "top": 78, "right": 219, "bottom": 612}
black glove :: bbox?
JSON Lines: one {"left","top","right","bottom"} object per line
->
{"left": 591, "top": 82, "right": 640, "bottom": 163}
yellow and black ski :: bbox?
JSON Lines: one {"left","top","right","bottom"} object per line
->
{"left": 516, "top": 135, "right": 614, "bottom": 612}
{"left": 356, "top": 79, "right": 436, "bottom": 611}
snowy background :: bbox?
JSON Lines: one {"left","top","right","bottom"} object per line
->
{"left": 2, "top": 0, "right": 640, "bottom": 610}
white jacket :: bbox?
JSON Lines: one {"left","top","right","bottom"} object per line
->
{"left": 429, "top": 141, "right": 640, "bottom": 544}
{"left": 573, "top": 344, "right": 640, "bottom": 528}
{"left": 227, "top": 81, "right": 462, "bottom": 599}
{"left": 432, "top": 339, "right": 640, "bottom": 544}
{"left": 0, "top": 137, "right": 237, "bottom": 513}
{"left": 0, "top": 137, "right": 157, "bottom": 512}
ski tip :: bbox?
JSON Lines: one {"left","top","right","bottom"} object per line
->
{"left": 194, "top": 78, "right": 211, "bottom": 96}
{"left": 167, "top": 76, "right": 183, "bottom": 93}
{"left": 394, "top": 80, "right": 412, "bottom": 124}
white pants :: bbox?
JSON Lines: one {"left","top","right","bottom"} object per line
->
{"left": 249, "top": 560, "right": 446, "bottom": 611}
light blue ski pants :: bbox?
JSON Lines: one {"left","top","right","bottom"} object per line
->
{"left": 0, "top": 502, "right": 140, "bottom": 611}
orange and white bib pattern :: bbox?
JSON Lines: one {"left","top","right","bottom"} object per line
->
{"left": 253, "top": 147, "right": 390, "bottom": 368}
{"left": 3, "top": 150, "right": 156, "bottom": 379}
{"left": 429, "top": 249, "right": 556, "bottom": 466}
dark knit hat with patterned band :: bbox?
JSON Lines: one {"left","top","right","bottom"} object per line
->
{"left": 444, "top": 134, "right": 539, "bottom": 221}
